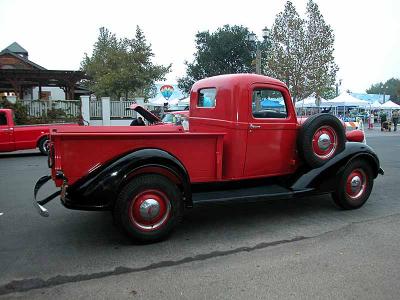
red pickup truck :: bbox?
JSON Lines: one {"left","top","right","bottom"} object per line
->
{"left": 34, "top": 74, "right": 383, "bottom": 242}
{"left": 0, "top": 108, "right": 52, "bottom": 155}
{"left": 0, "top": 108, "right": 78, "bottom": 155}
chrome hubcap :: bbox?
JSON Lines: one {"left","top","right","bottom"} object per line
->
{"left": 139, "top": 199, "right": 160, "bottom": 221}
{"left": 318, "top": 133, "right": 331, "bottom": 150}
{"left": 350, "top": 176, "right": 362, "bottom": 194}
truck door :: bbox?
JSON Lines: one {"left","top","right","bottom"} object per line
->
{"left": 0, "top": 111, "right": 14, "bottom": 152}
{"left": 243, "top": 85, "right": 298, "bottom": 177}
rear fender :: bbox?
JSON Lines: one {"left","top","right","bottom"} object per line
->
{"left": 65, "top": 148, "right": 192, "bottom": 210}
{"left": 291, "top": 142, "right": 381, "bottom": 192}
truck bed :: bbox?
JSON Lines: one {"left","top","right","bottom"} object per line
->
{"left": 51, "top": 126, "right": 225, "bottom": 186}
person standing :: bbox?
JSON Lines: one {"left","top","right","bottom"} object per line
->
{"left": 393, "top": 110, "right": 399, "bottom": 131}
{"left": 369, "top": 112, "right": 374, "bottom": 129}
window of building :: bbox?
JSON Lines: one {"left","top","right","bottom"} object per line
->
{"left": 198, "top": 88, "right": 217, "bottom": 108}
{"left": 252, "top": 89, "right": 288, "bottom": 118}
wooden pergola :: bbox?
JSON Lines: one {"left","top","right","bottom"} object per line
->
{"left": 0, "top": 69, "right": 89, "bottom": 100}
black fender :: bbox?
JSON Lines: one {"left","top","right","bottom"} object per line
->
{"left": 290, "top": 142, "right": 382, "bottom": 193}
{"left": 63, "top": 148, "right": 191, "bottom": 211}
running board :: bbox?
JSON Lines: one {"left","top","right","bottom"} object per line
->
{"left": 192, "top": 184, "right": 314, "bottom": 205}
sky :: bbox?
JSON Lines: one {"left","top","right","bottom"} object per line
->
{"left": 0, "top": 0, "right": 399, "bottom": 93}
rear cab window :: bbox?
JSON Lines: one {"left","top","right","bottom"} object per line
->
{"left": 198, "top": 88, "right": 217, "bottom": 108}
{"left": 0, "top": 112, "right": 7, "bottom": 126}
{"left": 252, "top": 89, "right": 288, "bottom": 119}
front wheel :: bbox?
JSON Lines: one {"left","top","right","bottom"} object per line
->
{"left": 113, "top": 174, "right": 182, "bottom": 243}
{"left": 332, "top": 159, "right": 374, "bottom": 210}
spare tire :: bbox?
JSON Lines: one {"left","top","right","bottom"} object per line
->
{"left": 298, "top": 113, "right": 345, "bottom": 168}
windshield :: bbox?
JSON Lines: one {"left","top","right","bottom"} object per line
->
{"left": 162, "top": 113, "right": 174, "bottom": 123}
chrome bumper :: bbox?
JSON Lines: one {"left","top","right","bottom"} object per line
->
{"left": 34, "top": 175, "right": 61, "bottom": 217}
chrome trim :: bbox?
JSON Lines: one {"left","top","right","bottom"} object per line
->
{"left": 249, "top": 124, "right": 261, "bottom": 129}
{"left": 35, "top": 202, "right": 49, "bottom": 217}
{"left": 318, "top": 133, "right": 331, "bottom": 150}
{"left": 139, "top": 199, "right": 160, "bottom": 220}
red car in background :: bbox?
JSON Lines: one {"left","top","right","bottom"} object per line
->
{"left": 0, "top": 108, "right": 77, "bottom": 155}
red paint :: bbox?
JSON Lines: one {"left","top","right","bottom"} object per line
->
{"left": 0, "top": 108, "right": 77, "bottom": 153}
{"left": 346, "top": 130, "right": 365, "bottom": 143}
{"left": 48, "top": 74, "right": 358, "bottom": 188}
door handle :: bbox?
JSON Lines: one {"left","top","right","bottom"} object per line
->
{"left": 249, "top": 124, "right": 261, "bottom": 129}
{"left": 1, "top": 128, "right": 12, "bottom": 132}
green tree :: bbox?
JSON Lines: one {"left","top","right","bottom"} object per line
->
{"left": 81, "top": 27, "right": 170, "bottom": 99}
{"left": 266, "top": 0, "right": 338, "bottom": 102}
{"left": 178, "top": 25, "right": 256, "bottom": 93}
{"left": 366, "top": 78, "right": 400, "bottom": 102}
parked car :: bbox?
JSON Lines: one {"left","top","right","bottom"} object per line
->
{"left": 34, "top": 74, "right": 383, "bottom": 242}
{"left": 162, "top": 111, "right": 189, "bottom": 125}
{"left": 0, "top": 108, "right": 77, "bottom": 155}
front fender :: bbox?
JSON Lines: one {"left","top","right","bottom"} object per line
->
{"left": 63, "top": 148, "right": 191, "bottom": 211}
{"left": 291, "top": 142, "right": 382, "bottom": 192}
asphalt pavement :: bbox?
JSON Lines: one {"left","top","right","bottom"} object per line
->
{"left": 0, "top": 129, "right": 399, "bottom": 299}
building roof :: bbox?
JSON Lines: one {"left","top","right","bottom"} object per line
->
{"left": 0, "top": 49, "right": 46, "bottom": 70}
{"left": 0, "top": 69, "right": 89, "bottom": 94}
{"left": 2, "top": 42, "right": 28, "bottom": 55}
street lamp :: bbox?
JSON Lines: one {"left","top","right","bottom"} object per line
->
{"left": 381, "top": 84, "right": 387, "bottom": 103}
{"left": 247, "top": 28, "right": 270, "bottom": 75}
{"left": 335, "top": 79, "right": 342, "bottom": 97}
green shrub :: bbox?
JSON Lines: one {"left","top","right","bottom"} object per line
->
{"left": 0, "top": 97, "right": 29, "bottom": 124}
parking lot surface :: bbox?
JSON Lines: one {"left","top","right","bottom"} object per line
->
{"left": 0, "top": 131, "right": 399, "bottom": 299}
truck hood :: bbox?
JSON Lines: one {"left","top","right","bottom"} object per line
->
{"left": 127, "top": 104, "right": 161, "bottom": 124}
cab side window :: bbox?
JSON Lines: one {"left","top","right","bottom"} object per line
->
{"left": 0, "top": 112, "right": 7, "bottom": 126}
{"left": 252, "top": 89, "right": 288, "bottom": 119}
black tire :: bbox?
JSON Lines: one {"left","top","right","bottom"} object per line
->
{"left": 298, "top": 113, "right": 345, "bottom": 168}
{"left": 332, "top": 159, "right": 374, "bottom": 210}
{"left": 38, "top": 136, "right": 49, "bottom": 155}
{"left": 113, "top": 174, "right": 182, "bottom": 243}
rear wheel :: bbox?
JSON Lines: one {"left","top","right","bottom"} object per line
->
{"left": 332, "top": 159, "right": 374, "bottom": 210}
{"left": 38, "top": 137, "right": 49, "bottom": 155}
{"left": 114, "top": 174, "right": 182, "bottom": 243}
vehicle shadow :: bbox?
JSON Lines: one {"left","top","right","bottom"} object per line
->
{"left": 51, "top": 194, "right": 339, "bottom": 247}
{"left": 0, "top": 152, "right": 42, "bottom": 159}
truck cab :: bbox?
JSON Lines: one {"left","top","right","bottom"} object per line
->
{"left": 189, "top": 74, "right": 298, "bottom": 179}
{"left": 0, "top": 109, "right": 14, "bottom": 152}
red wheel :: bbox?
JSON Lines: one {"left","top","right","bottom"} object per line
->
{"left": 298, "top": 114, "right": 346, "bottom": 168}
{"left": 332, "top": 159, "right": 373, "bottom": 210}
{"left": 114, "top": 174, "right": 182, "bottom": 242}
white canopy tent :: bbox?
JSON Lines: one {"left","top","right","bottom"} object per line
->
{"left": 296, "top": 93, "right": 327, "bottom": 108}
{"left": 178, "top": 97, "right": 190, "bottom": 105}
{"left": 148, "top": 97, "right": 180, "bottom": 106}
{"left": 369, "top": 101, "right": 382, "bottom": 109}
{"left": 324, "top": 92, "right": 369, "bottom": 107}
{"left": 380, "top": 100, "right": 400, "bottom": 110}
